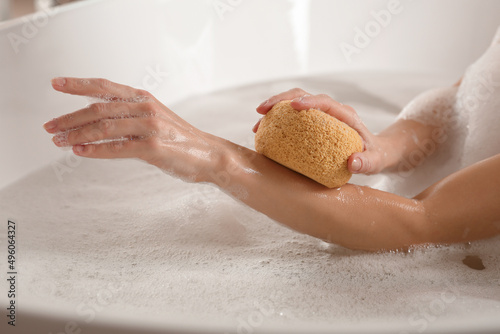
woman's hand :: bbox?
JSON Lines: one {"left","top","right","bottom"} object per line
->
{"left": 253, "top": 88, "right": 387, "bottom": 174}
{"left": 41, "top": 79, "right": 500, "bottom": 250}
{"left": 43, "top": 77, "right": 223, "bottom": 182}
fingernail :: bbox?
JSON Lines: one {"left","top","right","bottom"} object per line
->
{"left": 43, "top": 119, "right": 57, "bottom": 131}
{"left": 74, "top": 145, "right": 85, "bottom": 154}
{"left": 292, "top": 94, "right": 310, "bottom": 103}
{"left": 258, "top": 99, "right": 269, "bottom": 108}
{"left": 52, "top": 77, "right": 66, "bottom": 87}
{"left": 52, "top": 131, "right": 69, "bottom": 147}
{"left": 351, "top": 157, "right": 362, "bottom": 172}
{"left": 252, "top": 122, "right": 259, "bottom": 133}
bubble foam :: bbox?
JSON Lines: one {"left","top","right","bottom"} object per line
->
{"left": 2, "top": 72, "right": 499, "bottom": 332}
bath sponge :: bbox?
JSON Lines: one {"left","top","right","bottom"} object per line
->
{"left": 255, "top": 100, "right": 363, "bottom": 188}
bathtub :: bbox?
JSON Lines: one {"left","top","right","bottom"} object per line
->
{"left": 1, "top": 0, "right": 500, "bottom": 333}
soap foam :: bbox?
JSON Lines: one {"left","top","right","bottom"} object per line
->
{"left": 1, "top": 73, "right": 499, "bottom": 332}
{"left": 397, "top": 85, "right": 460, "bottom": 129}
{"left": 386, "top": 29, "right": 500, "bottom": 197}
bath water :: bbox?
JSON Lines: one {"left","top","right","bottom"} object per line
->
{"left": 1, "top": 73, "right": 499, "bottom": 331}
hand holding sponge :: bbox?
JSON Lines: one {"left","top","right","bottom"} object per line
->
{"left": 255, "top": 100, "right": 363, "bottom": 188}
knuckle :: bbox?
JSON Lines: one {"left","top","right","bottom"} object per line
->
{"left": 343, "top": 104, "right": 357, "bottom": 115}
{"left": 89, "top": 128, "right": 102, "bottom": 142}
{"left": 78, "top": 79, "right": 91, "bottom": 86}
{"left": 353, "top": 115, "right": 364, "bottom": 128}
{"left": 96, "top": 78, "right": 111, "bottom": 90}
{"left": 145, "top": 136, "right": 163, "bottom": 152}
{"left": 114, "top": 103, "right": 132, "bottom": 117}
{"left": 349, "top": 111, "right": 359, "bottom": 121}
{"left": 289, "top": 87, "right": 306, "bottom": 95}
{"left": 80, "top": 124, "right": 100, "bottom": 142}
{"left": 144, "top": 115, "right": 163, "bottom": 132}
{"left": 341, "top": 105, "right": 362, "bottom": 123}
{"left": 98, "top": 119, "right": 113, "bottom": 135}
{"left": 90, "top": 103, "right": 107, "bottom": 115}
{"left": 143, "top": 117, "right": 156, "bottom": 130}
{"left": 136, "top": 89, "right": 153, "bottom": 99}
{"left": 60, "top": 112, "right": 74, "bottom": 122}
{"left": 108, "top": 140, "right": 124, "bottom": 153}
{"left": 144, "top": 100, "right": 159, "bottom": 114}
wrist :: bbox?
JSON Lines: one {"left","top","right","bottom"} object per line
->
{"left": 373, "top": 134, "right": 399, "bottom": 172}
{"left": 196, "top": 133, "right": 240, "bottom": 186}
{"left": 351, "top": 133, "right": 394, "bottom": 175}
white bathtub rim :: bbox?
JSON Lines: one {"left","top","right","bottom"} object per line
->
{"left": 0, "top": 0, "right": 102, "bottom": 29}
{"left": 7, "top": 299, "right": 500, "bottom": 334}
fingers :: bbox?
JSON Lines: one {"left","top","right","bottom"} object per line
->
{"left": 256, "top": 90, "right": 367, "bottom": 140}
{"left": 254, "top": 87, "right": 310, "bottom": 131}
{"left": 256, "top": 88, "right": 310, "bottom": 114}
{"left": 290, "top": 94, "right": 367, "bottom": 138}
{"left": 52, "top": 117, "right": 160, "bottom": 147}
{"left": 256, "top": 89, "right": 387, "bottom": 175}
{"left": 51, "top": 77, "right": 152, "bottom": 101}
{"left": 348, "top": 152, "right": 382, "bottom": 175}
{"left": 72, "top": 137, "right": 153, "bottom": 160}
{"left": 43, "top": 101, "right": 157, "bottom": 134}
{"left": 252, "top": 118, "right": 262, "bottom": 133}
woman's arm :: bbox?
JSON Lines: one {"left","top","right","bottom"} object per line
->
{"left": 45, "top": 77, "right": 499, "bottom": 252}
{"left": 209, "top": 137, "right": 500, "bottom": 251}
{"left": 255, "top": 87, "right": 458, "bottom": 175}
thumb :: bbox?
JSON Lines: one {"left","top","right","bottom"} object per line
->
{"left": 348, "top": 152, "right": 381, "bottom": 175}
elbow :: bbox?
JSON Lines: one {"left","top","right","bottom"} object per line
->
{"left": 338, "top": 207, "right": 431, "bottom": 252}
{"left": 375, "top": 199, "right": 432, "bottom": 252}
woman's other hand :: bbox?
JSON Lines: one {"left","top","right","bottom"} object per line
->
{"left": 254, "top": 88, "right": 386, "bottom": 175}
{"left": 43, "top": 77, "right": 223, "bottom": 182}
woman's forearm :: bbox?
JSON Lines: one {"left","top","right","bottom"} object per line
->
{"left": 47, "top": 77, "right": 499, "bottom": 252}
{"left": 205, "top": 137, "right": 500, "bottom": 251}
{"left": 257, "top": 87, "right": 453, "bottom": 176}
{"left": 205, "top": 136, "right": 428, "bottom": 251}
{"left": 375, "top": 119, "right": 439, "bottom": 173}
{"left": 375, "top": 84, "right": 460, "bottom": 173}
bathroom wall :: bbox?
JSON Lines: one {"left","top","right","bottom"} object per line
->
{"left": 307, "top": 0, "right": 500, "bottom": 75}
{"left": 0, "top": 0, "right": 83, "bottom": 20}
{"left": 0, "top": 0, "right": 499, "bottom": 189}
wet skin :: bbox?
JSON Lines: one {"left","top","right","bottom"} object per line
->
{"left": 44, "top": 78, "right": 500, "bottom": 251}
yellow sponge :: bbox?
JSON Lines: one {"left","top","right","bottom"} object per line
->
{"left": 255, "top": 100, "right": 363, "bottom": 188}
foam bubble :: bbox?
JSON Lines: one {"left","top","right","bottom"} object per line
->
{"left": 52, "top": 130, "right": 70, "bottom": 147}
{"left": 397, "top": 86, "right": 459, "bottom": 129}
{"left": 3, "top": 71, "right": 500, "bottom": 331}
{"left": 85, "top": 94, "right": 151, "bottom": 105}
{"left": 382, "top": 35, "right": 500, "bottom": 198}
